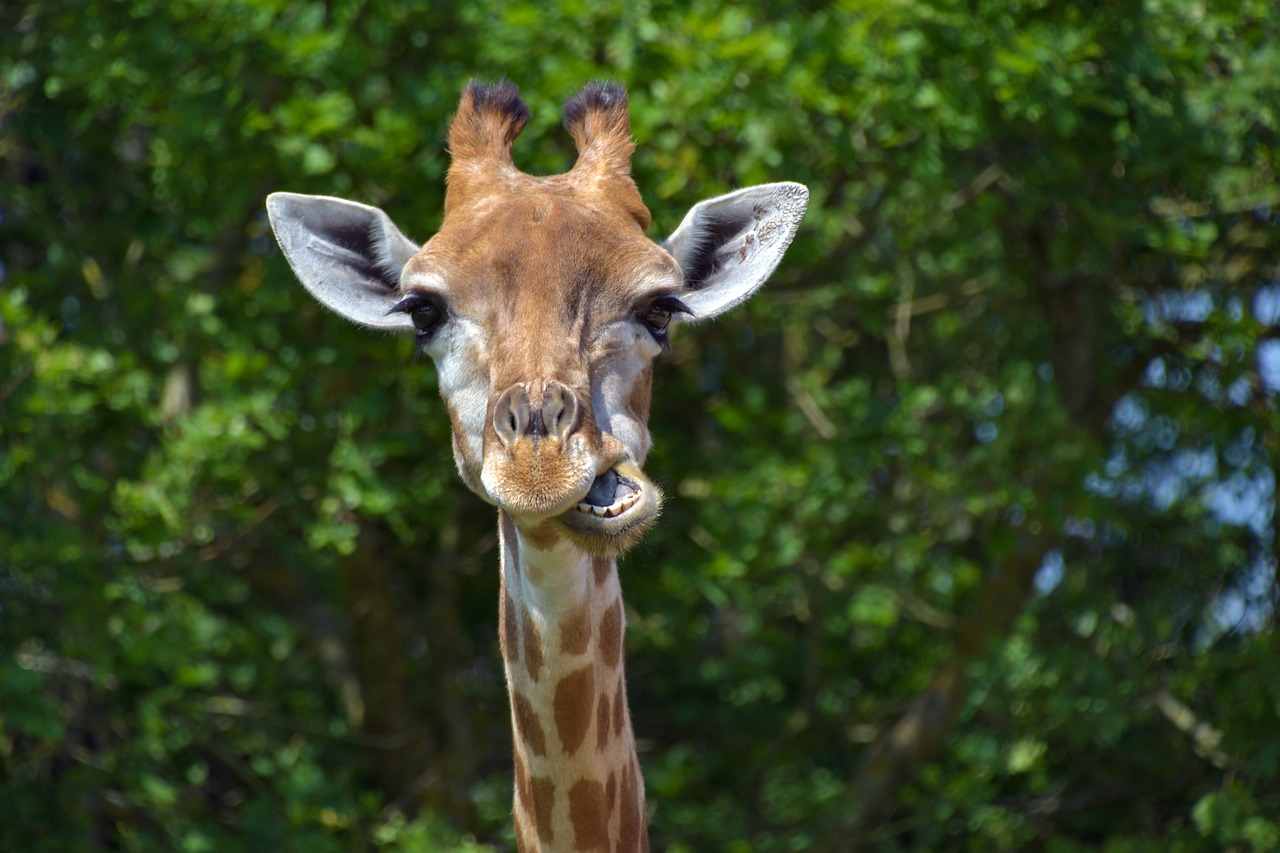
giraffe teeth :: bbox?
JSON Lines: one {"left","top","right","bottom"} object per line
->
{"left": 572, "top": 487, "right": 642, "bottom": 519}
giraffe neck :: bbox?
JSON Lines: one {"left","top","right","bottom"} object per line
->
{"left": 498, "top": 511, "right": 648, "bottom": 853}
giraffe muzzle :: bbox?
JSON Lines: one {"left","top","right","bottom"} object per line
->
{"left": 483, "top": 381, "right": 662, "bottom": 552}
{"left": 558, "top": 459, "right": 662, "bottom": 555}
{"left": 480, "top": 380, "right": 602, "bottom": 517}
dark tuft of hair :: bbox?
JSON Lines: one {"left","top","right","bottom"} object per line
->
{"left": 464, "top": 78, "right": 531, "bottom": 141}
{"left": 562, "top": 80, "right": 628, "bottom": 130}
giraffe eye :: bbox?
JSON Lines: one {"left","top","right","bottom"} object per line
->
{"left": 411, "top": 303, "right": 441, "bottom": 333}
{"left": 644, "top": 304, "right": 672, "bottom": 333}
{"left": 638, "top": 296, "right": 691, "bottom": 339}
{"left": 391, "top": 294, "right": 448, "bottom": 338}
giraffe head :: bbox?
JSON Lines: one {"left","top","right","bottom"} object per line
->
{"left": 267, "top": 80, "right": 807, "bottom": 557}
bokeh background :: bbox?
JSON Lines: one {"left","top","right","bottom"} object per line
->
{"left": 2, "top": 1, "right": 1278, "bottom": 850}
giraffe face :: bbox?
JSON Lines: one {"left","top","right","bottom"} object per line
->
{"left": 266, "top": 80, "right": 809, "bottom": 558}
{"left": 399, "top": 190, "right": 680, "bottom": 555}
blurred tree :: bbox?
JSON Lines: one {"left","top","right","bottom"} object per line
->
{"left": 1, "top": 0, "right": 1276, "bottom": 851}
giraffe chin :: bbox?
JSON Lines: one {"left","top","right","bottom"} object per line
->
{"left": 556, "top": 461, "right": 663, "bottom": 557}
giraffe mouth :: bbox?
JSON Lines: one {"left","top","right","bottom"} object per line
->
{"left": 557, "top": 461, "right": 662, "bottom": 555}
{"left": 573, "top": 468, "right": 642, "bottom": 519}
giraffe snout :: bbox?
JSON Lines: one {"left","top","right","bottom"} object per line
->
{"left": 493, "top": 380, "right": 582, "bottom": 448}
{"left": 483, "top": 380, "right": 598, "bottom": 518}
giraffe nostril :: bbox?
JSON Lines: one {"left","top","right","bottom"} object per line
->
{"left": 494, "top": 384, "right": 531, "bottom": 447}
{"left": 542, "top": 380, "right": 580, "bottom": 441}
{"left": 495, "top": 381, "right": 580, "bottom": 444}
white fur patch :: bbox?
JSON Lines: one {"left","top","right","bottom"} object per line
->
{"left": 400, "top": 270, "right": 448, "bottom": 293}
{"left": 590, "top": 321, "right": 658, "bottom": 464}
{"left": 433, "top": 317, "right": 490, "bottom": 481}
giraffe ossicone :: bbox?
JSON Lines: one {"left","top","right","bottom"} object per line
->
{"left": 268, "top": 79, "right": 807, "bottom": 853}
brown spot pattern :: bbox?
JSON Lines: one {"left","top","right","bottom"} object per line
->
{"left": 531, "top": 776, "right": 556, "bottom": 845}
{"left": 521, "top": 519, "right": 561, "bottom": 551}
{"left": 513, "top": 691, "right": 547, "bottom": 757}
{"left": 599, "top": 598, "right": 623, "bottom": 670}
{"left": 606, "top": 772, "right": 617, "bottom": 814}
{"left": 522, "top": 610, "right": 544, "bottom": 682}
{"left": 560, "top": 600, "right": 591, "bottom": 655}
{"left": 592, "top": 556, "right": 612, "bottom": 586}
{"left": 553, "top": 665, "right": 595, "bottom": 754}
{"left": 618, "top": 760, "right": 643, "bottom": 852}
{"left": 612, "top": 678, "right": 625, "bottom": 737}
{"left": 568, "top": 779, "right": 609, "bottom": 851}
{"left": 596, "top": 691, "right": 612, "bottom": 751}
{"left": 502, "top": 592, "right": 518, "bottom": 664}
{"left": 513, "top": 752, "right": 537, "bottom": 852}
{"left": 514, "top": 749, "right": 531, "bottom": 801}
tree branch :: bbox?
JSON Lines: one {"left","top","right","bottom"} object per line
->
{"left": 839, "top": 532, "right": 1052, "bottom": 843}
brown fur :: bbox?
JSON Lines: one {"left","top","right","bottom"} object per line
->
{"left": 445, "top": 80, "right": 531, "bottom": 218}
{"left": 554, "top": 665, "right": 595, "bottom": 754}
{"left": 522, "top": 519, "right": 563, "bottom": 551}
{"left": 513, "top": 690, "right": 547, "bottom": 757}
{"left": 502, "top": 592, "right": 519, "bottom": 664}
{"left": 592, "top": 556, "right": 612, "bottom": 586}
{"left": 562, "top": 82, "right": 651, "bottom": 230}
{"left": 522, "top": 609, "right": 544, "bottom": 682}
{"left": 599, "top": 599, "right": 623, "bottom": 670}
{"left": 618, "top": 759, "right": 643, "bottom": 852}
{"left": 531, "top": 775, "right": 557, "bottom": 845}
{"left": 612, "top": 679, "right": 625, "bottom": 737}
{"left": 597, "top": 691, "right": 612, "bottom": 751}
{"left": 513, "top": 751, "right": 536, "bottom": 851}
{"left": 568, "top": 779, "right": 610, "bottom": 852}
{"left": 561, "top": 600, "right": 592, "bottom": 655}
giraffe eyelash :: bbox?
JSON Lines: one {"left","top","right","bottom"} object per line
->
{"left": 390, "top": 293, "right": 450, "bottom": 341}
{"left": 637, "top": 295, "right": 692, "bottom": 348}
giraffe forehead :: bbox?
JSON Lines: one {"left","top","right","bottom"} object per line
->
{"left": 406, "top": 193, "right": 680, "bottom": 329}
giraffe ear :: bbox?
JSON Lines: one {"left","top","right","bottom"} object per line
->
{"left": 663, "top": 182, "right": 808, "bottom": 321}
{"left": 266, "top": 192, "right": 419, "bottom": 331}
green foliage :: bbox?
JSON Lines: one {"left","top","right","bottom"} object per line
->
{"left": 2, "top": 0, "right": 1278, "bottom": 850}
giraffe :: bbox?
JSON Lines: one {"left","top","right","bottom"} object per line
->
{"left": 266, "top": 79, "right": 807, "bottom": 852}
